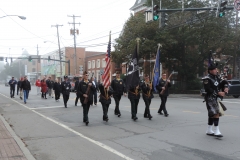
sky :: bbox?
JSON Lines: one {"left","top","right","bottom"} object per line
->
{"left": 0, "top": 0, "right": 136, "bottom": 59}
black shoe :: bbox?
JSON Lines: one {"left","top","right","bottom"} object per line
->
{"left": 133, "top": 117, "right": 138, "bottom": 121}
{"left": 144, "top": 115, "right": 148, "bottom": 118}
{"left": 165, "top": 114, "right": 169, "bottom": 117}
{"left": 64, "top": 104, "right": 67, "bottom": 108}
{"left": 24, "top": 102, "right": 26, "bottom": 104}
{"left": 118, "top": 114, "right": 121, "bottom": 117}
{"left": 158, "top": 112, "right": 163, "bottom": 115}
{"left": 12, "top": 96, "right": 15, "bottom": 98}
{"left": 75, "top": 104, "right": 77, "bottom": 106}
{"left": 45, "top": 98, "right": 47, "bottom": 99}
{"left": 103, "top": 118, "right": 109, "bottom": 122}
{"left": 148, "top": 115, "right": 153, "bottom": 120}
{"left": 20, "top": 97, "right": 22, "bottom": 100}
{"left": 85, "top": 121, "right": 89, "bottom": 126}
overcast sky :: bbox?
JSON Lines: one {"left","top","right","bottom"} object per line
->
{"left": 0, "top": 0, "right": 136, "bottom": 58}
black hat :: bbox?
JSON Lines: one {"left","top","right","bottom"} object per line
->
{"left": 208, "top": 63, "right": 218, "bottom": 70}
{"left": 64, "top": 75, "right": 68, "bottom": 79}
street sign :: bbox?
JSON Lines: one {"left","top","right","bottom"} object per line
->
{"left": 235, "top": 0, "right": 240, "bottom": 10}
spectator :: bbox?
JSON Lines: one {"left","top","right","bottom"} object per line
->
{"left": 8, "top": 77, "right": 17, "bottom": 98}
{"left": 35, "top": 78, "right": 41, "bottom": 95}
{"left": 53, "top": 78, "right": 61, "bottom": 101}
{"left": 21, "top": 76, "right": 31, "bottom": 104}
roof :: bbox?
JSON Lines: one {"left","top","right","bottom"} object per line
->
{"left": 130, "top": 0, "right": 147, "bottom": 11}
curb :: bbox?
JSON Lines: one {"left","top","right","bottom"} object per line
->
{"left": 0, "top": 114, "right": 36, "bottom": 160}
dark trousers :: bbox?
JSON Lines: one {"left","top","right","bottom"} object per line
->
{"left": 75, "top": 94, "right": 81, "bottom": 105}
{"left": 114, "top": 95, "right": 122, "bottom": 114}
{"left": 10, "top": 87, "right": 15, "bottom": 97}
{"left": 143, "top": 97, "right": 152, "bottom": 116}
{"left": 101, "top": 102, "right": 109, "bottom": 120}
{"left": 130, "top": 98, "right": 139, "bottom": 118}
{"left": 62, "top": 94, "right": 69, "bottom": 105}
{"left": 83, "top": 101, "right": 92, "bottom": 122}
{"left": 17, "top": 87, "right": 19, "bottom": 95}
{"left": 55, "top": 91, "right": 60, "bottom": 100}
{"left": 93, "top": 91, "right": 97, "bottom": 104}
{"left": 158, "top": 96, "right": 168, "bottom": 114}
{"left": 42, "top": 92, "right": 46, "bottom": 98}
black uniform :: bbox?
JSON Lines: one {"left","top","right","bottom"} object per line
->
{"left": 156, "top": 78, "right": 171, "bottom": 116}
{"left": 61, "top": 80, "right": 71, "bottom": 108}
{"left": 203, "top": 74, "right": 228, "bottom": 117}
{"left": 99, "top": 84, "right": 113, "bottom": 121}
{"left": 111, "top": 78, "right": 126, "bottom": 116}
{"left": 74, "top": 80, "right": 81, "bottom": 106}
{"left": 141, "top": 82, "right": 154, "bottom": 119}
{"left": 53, "top": 82, "right": 61, "bottom": 101}
{"left": 128, "top": 84, "right": 141, "bottom": 120}
{"left": 17, "top": 80, "right": 21, "bottom": 95}
{"left": 77, "top": 80, "right": 96, "bottom": 124}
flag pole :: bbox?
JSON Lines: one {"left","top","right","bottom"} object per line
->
{"left": 109, "top": 31, "right": 111, "bottom": 82}
{"left": 151, "top": 43, "right": 161, "bottom": 82}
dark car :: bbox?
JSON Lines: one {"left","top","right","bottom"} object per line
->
{"left": 227, "top": 79, "right": 240, "bottom": 98}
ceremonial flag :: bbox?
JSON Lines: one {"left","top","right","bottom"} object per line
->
{"left": 126, "top": 45, "right": 140, "bottom": 90}
{"left": 152, "top": 47, "right": 160, "bottom": 92}
{"left": 102, "top": 32, "right": 111, "bottom": 88}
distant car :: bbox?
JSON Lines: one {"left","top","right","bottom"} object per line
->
{"left": 5, "top": 82, "right": 9, "bottom": 86}
{"left": 227, "top": 79, "right": 240, "bottom": 98}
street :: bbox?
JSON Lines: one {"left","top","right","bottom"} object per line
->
{"left": 0, "top": 85, "right": 240, "bottom": 160}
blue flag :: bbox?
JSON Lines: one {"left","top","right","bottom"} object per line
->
{"left": 152, "top": 48, "right": 160, "bottom": 92}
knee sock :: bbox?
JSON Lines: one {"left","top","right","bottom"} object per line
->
{"left": 213, "top": 118, "right": 219, "bottom": 126}
{"left": 208, "top": 118, "right": 214, "bottom": 125}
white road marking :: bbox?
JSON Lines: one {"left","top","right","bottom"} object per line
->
{"left": 29, "top": 106, "right": 71, "bottom": 110}
{"left": 0, "top": 93, "right": 134, "bottom": 160}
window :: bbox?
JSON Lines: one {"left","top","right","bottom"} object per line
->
{"left": 102, "top": 58, "right": 106, "bottom": 68}
{"left": 88, "top": 61, "right": 91, "bottom": 69}
{"left": 92, "top": 60, "right": 95, "bottom": 69}
{"left": 32, "top": 61, "right": 36, "bottom": 65}
{"left": 97, "top": 59, "right": 100, "bottom": 68}
{"left": 32, "top": 68, "right": 36, "bottom": 72}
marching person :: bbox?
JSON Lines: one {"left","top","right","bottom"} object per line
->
{"left": 128, "top": 83, "right": 141, "bottom": 121}
{"left": 47, "top": 77, "right": 54, "bottom": 98}
{"left": 21, "top": 76, "right": 31, "bottom": 104}
{"left": 111, "top": 71, "right": 127, "bottom": 117}
{"left": 61, "top": 76, "right": 71, "bottom": 108}
{"left": 8, "top": 77, "right": 17, "bottom": 98}
{"left": 77, "top": 71, "right": 96, "bottom": 125}
{"left": 74, "top": 76, "right": 82, "bottom": 106}
{"left": 99, "top": 83, "right": 113, "bottom": 122}
{"left": 41, "top": 78, "right": 48, "bottom": 99}
{"left": 17, "top": 77, "right": 21, "bottom": 95}
{"left": 203, "top": 63, "right": 228, "bottom": 137}
{"left": 91, "top": 77, "right": 98, "bottom": 106}
{"left": 141, "top": 74, "right": 153, "bottom": 120}
{"left": 19, "top": 77, "right": 24, "bottom": 100}
{"left": 35, "top": 78, "right": 41, "bottom": 95}
{"left": 53, "top": 78, "right": 61, "bottom": 102}
{"left": 156, "top": 73, "right": 171, "bottom": 117}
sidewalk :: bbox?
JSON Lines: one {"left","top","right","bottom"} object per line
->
{"left": 0, "top": 115, "right": 35, "bottom": 160}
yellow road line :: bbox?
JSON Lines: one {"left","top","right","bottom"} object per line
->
{"left": 183, "top": 111, "right": 201, "bottom": 114}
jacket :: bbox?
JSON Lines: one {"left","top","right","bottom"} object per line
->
{"left": 77, "top": 80, "right": 96, "bottom": 103}
{"left": 21, "top": 80, "right": 31, "bottom": 90}
{"left": 156, "top": 78, "right": 171, "bottom": 96}
{"left": 111, "top": 79, "right": 126, "bottom": 96}
{"left": 41, "top": 81, "right": 48, "bottom": 93}
{"left": 9, "top": 79, "right": 17, "bottom": 88}
{"left": 128, "top": 84, "right": 141, "bottom": 99}
{"left": 53, "top": 82, "right": 61, "bottom": 92}
{"left": 141, "top": 81, "right": 154, "bottom": 99}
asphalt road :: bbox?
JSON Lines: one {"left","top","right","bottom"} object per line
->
{"left": 0, "top": 85, "right": 240, "bottom": 160}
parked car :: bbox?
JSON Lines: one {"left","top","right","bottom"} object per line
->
{"left": 5, "top": 82, "right": 9, "bottom": 86}
{"left": 227, "top": 79, "right": 240, "bottom": 98}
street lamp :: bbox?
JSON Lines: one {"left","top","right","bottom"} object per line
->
{"left": 0, "top": 15, "right": 26, "bottom": 20}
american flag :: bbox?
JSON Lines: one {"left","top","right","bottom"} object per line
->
{"left": 102, "top": 32, "right": 111, "bottom": 88}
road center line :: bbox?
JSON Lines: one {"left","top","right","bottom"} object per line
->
{"left": 0, "top": 93, "right": 134, "bottom": 160}
{"left": 29, "top": 106, "right": 71, "bottom": 110}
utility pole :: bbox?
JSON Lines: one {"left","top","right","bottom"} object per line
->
{"left": 36, "top": 44, "right": 39, "bottom": 80}
{"left": 68, "top": 15, "right": 80, "bottom": 75}
{"left": 51, "top": 24, "right": 63, "bottom": 82}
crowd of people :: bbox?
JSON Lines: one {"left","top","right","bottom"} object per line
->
{"left": 8, "top": 64, "right": 229, "bottom": 137}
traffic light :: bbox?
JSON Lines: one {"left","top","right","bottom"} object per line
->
{"left": 219, "top": 0, "right": 227, "bottom": 17}
{"left": 161, "top": 12, "right": 168, "bottom": 27}
{"left": 28, "top": 56, "right": 32, "bottom": 62}
{"left": 153, "top": 5, "right": 159, "bottom": 21}
{"left": 48, "top": 56, "right": 50, "bottom": 61}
